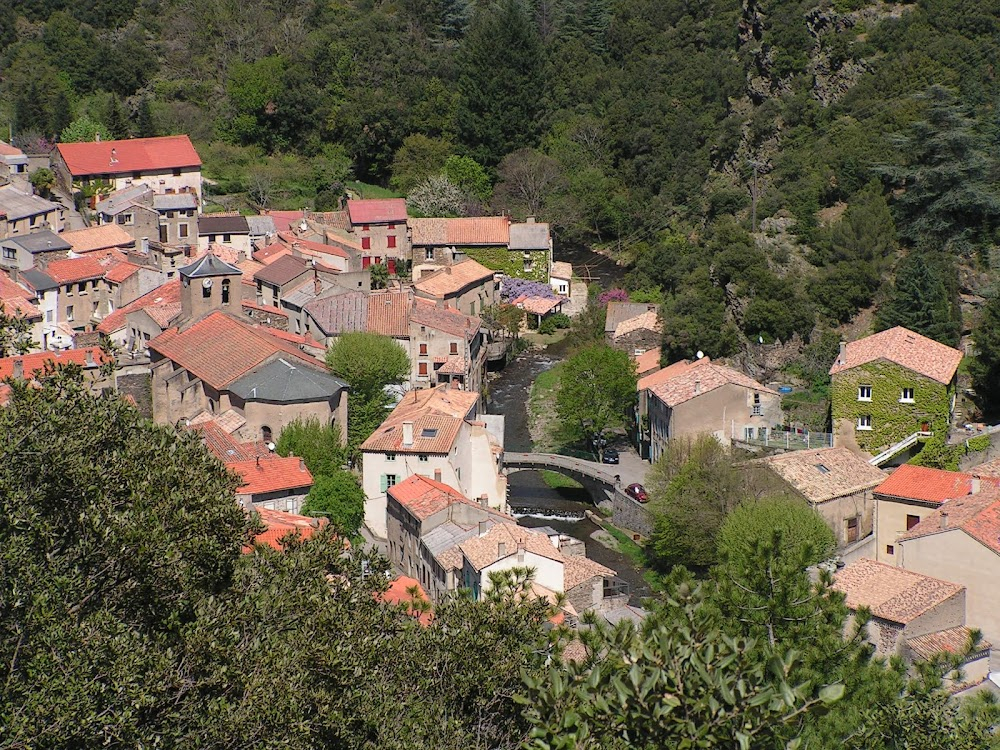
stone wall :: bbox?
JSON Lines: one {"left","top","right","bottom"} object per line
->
{"left": 611, "top": 489, "right": 653, "bottom": 538}
{"left": 116, "top": 372, "right": 153, "bottom": 419}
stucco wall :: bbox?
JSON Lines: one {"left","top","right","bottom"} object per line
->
{"left": 813, "top": 488, "right": 876, "bottom": 548}
{"left": 481, "top": 550, "right": 563, "bottom": 595}
{"left": 875, "top": 495, "right": 939, "bottom": 563}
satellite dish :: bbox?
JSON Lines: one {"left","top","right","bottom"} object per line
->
{"left": 267, "top": 442, "right": 276, "bottom": 452}
{"left": 696, "top": 350, "right": 704, "bottom": 359}
{"left": 202, "top": 278, "right": 213, "bottom": 288}
{"left": 758, "top": 335, "right": 764, "bottom": 344}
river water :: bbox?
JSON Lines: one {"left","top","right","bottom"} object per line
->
{"left": 486, "top": 246, "right": 651, "bottom": 603}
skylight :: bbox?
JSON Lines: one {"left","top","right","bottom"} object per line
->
{"left": 815, "top": 464, "right": 830, "bottom": 474}
{"left": 421, "top": 428, "right": 438, "bottom": 438}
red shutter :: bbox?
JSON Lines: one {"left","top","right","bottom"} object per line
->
{"left": 362, "top": 256, "right": 371, "bottom": 269}
{"left": 387, "top": 235, "right": 397, "bottom": 249}
{"left": 388, "top": 259, "right": 396, "bottom": 274}
{"left": 418, "top": 362, "right": 428, "bottom": 376}
{"left": 419, "top": 344, "right": 428, "bottom": 355}
{"left": 362, "top": 237, "right": 371, "bottom": 250}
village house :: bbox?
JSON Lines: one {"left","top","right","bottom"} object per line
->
{"left": 52, "top": 135, "right": 203, "bottom": 204}
{"left": 360, "top": 385, "right": 506, "bottom": 538}
{"left": 230, "top": 455, "right": 314, "bottom": 513}
{"left": 19, "top": 268, "right": 74, "bottom": 351}
{"left": 245, "top": 507, "right": 328, "bottom": 553}
{"left": 153, "top": 192, "right": 199, "bottom": 244}
{"left": 632, "top": 349, "right": 661, "bottom": 379}
{"left": 549, "top": 260, "right": 573, "bottom": 297}
{"left": 0, "top": 141, "right": 29, "bottom": 183}
{"left": 508, "top": 218, "right": 553, "bottom": 278}
{"left": 833, "top": 558, "right": 972, "bottom": 664}
{"left": 0, "top": 230, "right": 71, "bottom": 271}
{"left": 148, "top": 254, "right": 349, "bottom": 444}
{"left": 0, "top": 274, "right": 43, "bottom": 351}
{"left": 97, "top": 278, "right": 182, "bottom": 352}
{"left": 829, "top": 326, "right": 963, "bottom": 458}
{"left": 0, "top": 346, "right": 112, "bottom": 400}
{"left": 0, "top": 184, "right": 63, "bottom": 240}
{"left": 42, "top": 253, "right": 145, "bottom": 331}
{"left": 247, "top": 215, "right": 277, "bottom": 248}
{"left": 409, "top": 297, "right": 486, "bottom": 395}
{"left": 301, "top": 289, "right": 410, "bottom": 347}
{"left": 409, "top": 216, "right": 510, "bottom": 275}
{"left": 197, "top": 213, "right": 252, "bottom": 258}
{"left": 94, "top": 184, "right": 162, "bottom": 244}
{"left": 872, "top": 464, "right": 993, "bottom": 564}
{"left": 642, "top": 356, "right": 781, "bottom": 460}
{"left": 61, "top": 224, "right": 135, "bottom": 255}
{"left": 412, "top": 257, "right": 497, "bottom": 317}
{"left": 378, "top": 576, "right": 433, "bottom": 626}
{"left": 605, "top": 301, "right": 661, "bottom": 355}
{"left": 895, "top": 486, "right": 1000, "bottom": 646}
{"left": 756, "top": 447, "right": 888, "bottom": 548}
{"left": 276, "top": 268, "right": 373, "bottom": 337}
{"left": 346, "top": 198, "right": 409, "bottom": 269}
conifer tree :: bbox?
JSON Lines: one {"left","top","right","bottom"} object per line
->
{"left": 875, "top": 251, "right": 959, "bottom": 346}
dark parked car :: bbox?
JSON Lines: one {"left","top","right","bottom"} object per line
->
{"left": 601, "top": 448, "right": 619, "bottom": 464}
{"left": 625, "top": 483, "right": 648, "bottom": 503}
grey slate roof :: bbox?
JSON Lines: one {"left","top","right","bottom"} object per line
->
{"left": 229, "top": 356, "right": 348, "bottom": 403}
{"left": 254, "top": 254, "right": 309, "bottom": 287}
{"left": 153, "top": 193, "right": 198, "bottom": 211}
{"left": 2, "top": 230, "right": 71, "bottom": 254}
{"left": 96, "top": 184, "right": 153, "bottom": 215}
{"left": 282, "top": 277, "right": 341, "bottom": 309}
{"left": 198, "top": 214, "right": 250, "bottom": 235}
{"left": 604, "top": 301, "right": 660, "bottom": 334}
{"left": 421, "top": 521, "right": 480, "bottom": 558}
{"left": 247, "top": 215, "right": 277, "bottom": 236}
{"left": 303, "top": 291, "right": 367, "bottom": 336}
{"left": 0, "top": 185, "right": 60, "bottom": 221}
{"left": 508, "top": 221, "right": 550, "bottom": 251}
{"left": 20, "top": 268, "right": 57, "bottom": 291}
{"left": 179, "top": 253, "right": 242, "bottom": 278}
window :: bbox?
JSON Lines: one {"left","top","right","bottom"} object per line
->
{"left": 116, "top": 213, "right": 134, "bottom": 225}
{"left": 262, "top": 426, "right": 273, "bottom": 443}
{"left": 856, "top": 415, "right": 872, "bottom": 431}
{"left": 66, "top": 305, "right": 74, "bottom": 321}
{"left": 362, "top": 224, "right": 370, "bottom": 232}
{"left": 159, "top": 225, "right": 168, "bottom": 243}
{"left": 886, "top": 545, "right": 894, "bottom": 555}
{"left": 221, "top": 279, "right": 230, "bottom": 305}
{"left": 386, "top": 453, "right": 396, "bottom": 462}
{"left": 418, "top": 455, "right": 428, "bottom": 463}
{"left": 421, "top": 428, "right": 438, "bottom": 438}
{"left": 45, "top": 310, "right": 53, "bottom": 322}
{"left": 744, "top": 426, "right": 754, "bottom": 441}
{"left": 178, "top": 224, "right": 189, "bottom": 238}
{"left": 449, "top": 341, "right": 459, "bottom": 355}
{"left": 906, "top": 513, "right": 921, "bottom": 531}
{"left": 208, "top": 235, "right": 217, "bottom": 243}
{"left": 2, "top": 248, "right": 15, "bottom": 260}
{"left": 387, "top": 235, "right": 396, "bottom": 249}
{"left": 362, "top": 236, "right": 371, "bottom": 250}
{"left": 419, "top": 343, "right": 428, "bottom": 356}
{"left": 133, "top": 171, "right": 141, "bottom": 180}
{"left": 173, "top": 168, "right": 182, "bottom": 177}
{"left": 78, "top": 282, "right": 86, "bottom": 293}
{"left": 425, "top": 248, "right": 434, "bottom": 260}
{"left": 223, "top": 234, "right": 232, "bottom": 243}
{"left": 900, "top": 387, "right": 915, "bottom": 403}
{"left": 387, "top": 223, "right": 396, "bottom": 230}
{"left": 202, "top": 283, "right": 211, "bottom": 299}
{"left": 418, "top": 361, "right": 428, "bottom": 378}
{"left": 91, "top": 301, "right": 98, "bottom": 314}
{"left": 65, "top": 285, "right": 73, "bottom": 296}
{"left": 815, "top": 463, "right": 830, "bottom": 474}
{"left": 846, "top": 516, "right": 859, "bottom": 544}
{"left": 29, "top": 215, "right": 37, "bottom": 227}
{"left": 380, "top": 474, "right": 398, "bottom": 492}
{"left": 166, "top": 211, "right": 175, "bottom": 219}
{"left": 858, "top": 385, "right": 872, "bottom": 401}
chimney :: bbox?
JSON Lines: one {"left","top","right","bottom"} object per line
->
{"left": 85, "top": 349, "right": 94, "bottom": 366}
{"left": 971, "top": 476, "right": 982, "bottom": 495}
{"left": 256, "top": 456, "right": 261, "bottom": 467}
{"left": 694, "top": 379, "right": 701, "bottom": 394}
{"left": 433, "top": 469, "right": 442, "bottom": 482}
{"left": 402, "top": 420, "right": 414, "bottom": 447}
{"left": 478, "top": 520, "right": 488, "bottom": 536}
{"left": 299, "top": 458, "right": 306, "bottom": 471}
{"left": 141, "top": 236, "right": 149, "bottom": 253}
{"left": 12, "top": 359, "right": 23, "bottom": 379}
{"left": 497, "top": 542, "right": 506, "bottom": 558}
{"left": 479, "top": 493, "right": 488, "bottom": 507}
{"left": 526, "top": 216, "right": 536, "bottom": 224}
{"left": 517, "top": 543, "right": 525, "bottom": 563}
{"left": 314, "top": 276, "right": 322, "bottom": 295}
{"left": 941, "top": 512, "right": 949, "bottom": 529}
{"left": 839, "top": 340, "right": 847, "bottom": 365}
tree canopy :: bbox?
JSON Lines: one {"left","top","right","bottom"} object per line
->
{"left": 554, "top": 344, "right": 636, "bottom": 450}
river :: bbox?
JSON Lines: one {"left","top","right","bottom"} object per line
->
{"left": 486, "top": 246, "right": 651, "bottom": 604}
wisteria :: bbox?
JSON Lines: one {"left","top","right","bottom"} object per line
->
{"left": 598, "top": 288, "right": 629, "bottom": 305}
{"left": 499, "top": 276, "right": 560, "bottom": 302}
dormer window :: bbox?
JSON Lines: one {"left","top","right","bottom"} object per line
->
{"left": 858, "top": 385, "right": 872, "bottom": 402}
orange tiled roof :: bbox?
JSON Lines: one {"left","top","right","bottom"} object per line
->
{"left": 829, "top": 326, "right": 963, "bottom": 385}
{"left": 410, "top": 297, "right": 480, "bottom": 339}
{"left": 459, "top": 523, "right": 565, "bottom": 571}
{"left": 98, "top": 279, "right": 181, "bottom": 334}
{"left": 148, "top": 310, "right": 320, "bottom": 389}
{"left": 367, "top": 290, "right": 411, "bottom": 337}
{"left": 246, "top": 507, "right": 327, "bottom": 552}
{"left": 56, "top": 135, "right": 201, "bottom": 177}
{"left": 360, "top": 385, "right": 479, "bottom": 454}
{"left": 379, "top": 575, "right": 432, "bottom": 625}
{"left": 388, "top": 474, "right": 477, "bottom": 521}
{"left": 907, "top": 626, "right": 990, "bottom": 661}
{"left": 60, "top": 224, "right": 134, "bottom": 254}
{"left": 276, "top": 231, "right": 349, "bottom": 260}
{"left": 253, "top": 243, "right": 292, "bottom": 264}
{"left": 0, "top": 347, "right": 109, "bottom": 379}
{"left": 633, "top": 349, "right": 663, "bottom": 377}
{"left": 410, "top": 216, "right": 510, "bottom": 246}
{"left": 44, "top": 252, "right": 127, "bottom": 284}
{"left": 899, "top": 486, "right": 1000, "bottom": 555}
{"left": 413, "top": 258, "right": 494, "bottom": 298}
{"left": 516, "top": 295, "right": 564, "bottom": 316}
{"left": 190, "top": 419, "right": 270, "bottom": 462}
{"left": 833, "top": 558, "right": 964, "bottom": 625}
{"left": 757, "top": 447, "right": 887, "bottom": 504}
{"left": 646, "top": 357, "right": 776, "bottom": 407}
{"left": 874, "top": 465, "right": 988, "bottom": 505}
{"left": 1, "top": 295, "right": 41, "bottom": 319}
{"left": 563, "top": 554, "right": 615, "bottom": 590}
{"left": 0, "top": 275, "right": 32, "bottom": 301}
{"left": 614, "top": 309, "right": 661, "bottom": 338}
{"left": 347, "top": 198, "right": 407, "bottom": 225}
{"left": 103, "top": 261, "right": 141, "bottom": 284}
{"left": 0, "top": 141, "right": 25, "bottom": 157}
{"left": 230, "top": 455, "right": 313, "bottom": 496}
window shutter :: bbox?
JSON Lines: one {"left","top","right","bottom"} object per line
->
{"left": 380, "top": 474, "right": 388, "bottom": 493}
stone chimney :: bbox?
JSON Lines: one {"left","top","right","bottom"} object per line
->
{"left": 517, "top": 543, "right": 525, "bottom": 563}
{"left": 402, "top": 420, "right": 414, "bottom": 447}
{"left": 497, "top": 542, "right": 506, "bottom": 558}
{"left": 314, "top": 275, "right": 322, "bottom": 295}
{"left": 694, "top": 379, "right": 701, "bottom": 395}
{"left": 84, "top": 349, "right": 94, "bottom": 366}
{"left": 971, "top": 476, "right": 982, "bottom": 495}
{"left": 839, "top": 340, "right": 847, "bottom": 365}
{"left": 479, "top": 493, "right": 489, "bottom": 507}
{"left": 299, "top": 458, "right": 306, "bottom": 472}
{"left": 478, "top": 520, "right": 488, "bottom": 536}
{"left": 141, "top": 237, "right": 149, "bottom": 253}
{"left": 12, "top": 359, "right": 23, "bottom": 379}
{"left": 941, "top": 512, "right": 949, "bottom": 529}
{"left": 433, "top": 469, "right": 442, "bottom": 482}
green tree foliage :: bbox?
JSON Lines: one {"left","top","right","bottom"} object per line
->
{"left": 29, "top": 168, "right": 56, "bottom": 199}
{"left": 0, "top": 302, "right": 36, "bottom": 356}
{"left": 275, "top": 417, "right": 347, "bottom": 478}
{"left": 442, "top": 154, "right": 492, "bottom": 201}
{"left": 875, "top": 250, "right": 961, "bottom": 346}
{"left": 457, "top": 0, "right": 543, "bottom": 165}
{"left": 554, "top": 344, "right": 636, "bottom": 448}
{"left": 971, "top": 291, "right": 1000, "bottom": 417}
{"left": 301, "top": 473, "right": 365, "bottom": 537}
{"left": 325, "top": 332, "right": 410, "bottom": 449}
{"left": 390, "top": 134, "right": 453, "bottom": 194}
{"left": 60, "top": 115, "right": 107, "bottom": 143}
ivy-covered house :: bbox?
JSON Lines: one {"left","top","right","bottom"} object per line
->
{"left": 829, "top": 326, "right": 963, "bottom": 458}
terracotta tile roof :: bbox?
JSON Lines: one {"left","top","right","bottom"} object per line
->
{"left": 246, "top": 507, "right": 327, "bottom": 552}
{"left": 98, "top": 279, "right": 181, "bottom": 334}
{"left": 379, "top": 576, "right": 432, "bottom": 625}
{"left": 829, "top": 326, "right": 963, "bottom": 385}
{"left": 148, "top": 310, "right": 320, "bottom": 389}
{"left": 104, "top": 261, "right": 141, "bottom": 284}
{"left": 388, "top": 474, "right": 479, "bottom": 521}
{"left": 550, "top": 261, "right": 572, "bottom": 280}
{"left": 189, "top": 408, "right": 246, "bottom": 434}
{"left": 1, "top": 295, "right": 41, "bottom": 319}
{"left": 757, "top": 447, "right": 887, "bottom": 504}
{"left": 969, "top": 455, "right": 1000, "bottom": 477}
{"left": 516, "top": 295, "right": 564, "bottom": 316}
{"left": 614, "top": 309, "right": 661, "bottom": 338}
{"left": 563, "top": 554, "right": 615, "bottom": 590}
{"left": 367, "top": 290, "right": 411, "bottom": 337}
{"left": 646, "top": 357, "right": 776, "bottom": 407}
{"left": 60, "top": 224, "right": 135, "bottom": 253}
{"left": 145, "top": 301, "right": 183, "bottom": 328}
{"left": 236, "top": 258, "right": 265, "bottom": 285}
{"left": 0, "top": 141, "right": 25, "bottom": 157}
{"left": 906, "top": 627, "right": 990, "bottom": 661}
{"left": 44, "top": 252, "right": 127, "bottom": 284}
{"left": 833, "top": 558, "right": 964, "bottom": 625}
{"left": 241, "top": 300, "right": 288, "bottom": 318}
{"left": 360, "top": 385, "right": 479, "bottom": 454}
{"left": 56, "top": 135, "right": 201, "bottom": 177}
{"left": 413, "top": 258, "right": 494, "bottom": 298}
{"left": 605, "top": 301, "right": 660, "bottom": 333}
{"left": 189, "top": 419, "right": 270, "bottom": 461}
{"left": 262, "top": 210, "right": 305, "bottom": 233}
{"left": 274, "top": 231, "right": 350, "bottom": 261}
{"left": 253, "top": 243, "right": 292, "bottom": 264}
{"left": 633, "top": 349, "right": 664, "bottom": 378}
{"left": 638, "top": 358, "right": 697, "bottom": 392}
{"left": 411, "top": 216, "right": 510, "bottom": 246}
{"left": 304, "top": 292, "right": 367, "bottom": 336}
{"left": 875, "top": 465, "right": 985, "bottom": 505}
{"left": 230, "top": 455, "right": 313, "bottom": 496}
{"left": 0, "top": 347, "right": 109, "bottom": 379}
{"left": 436, "top": 355, "right": 468, "bottom": 375}
{"left": 409, "top": 218, "right": 447, "bottom": 245}
{"left": 459, "top": 523, "right": 564, "bottom": 571}
{"left": 410, "top": 297, "right": 480, "bottom": 339}
{"left": 347, "top": 198, "right": 407, "bottom": 225}
{"left": 0, "top": 275, "right": 33, "bottom": 301}
{"left": 898, "top": 486, "right": 1000, "bottom": 555}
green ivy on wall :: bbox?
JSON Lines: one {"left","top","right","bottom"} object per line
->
{"left": 461, "top": 246, "right": 549, "bottom": 282}
{"left": 831, "top": 361, "right": 951, "bottom": 453}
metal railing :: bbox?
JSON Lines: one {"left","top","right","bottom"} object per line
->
{"left": 734, "top": 430, "right": 834, "bottom": 451}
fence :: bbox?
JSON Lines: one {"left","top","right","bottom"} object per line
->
{"left": 733, "top": 429, "right": 834, "bottom": 451}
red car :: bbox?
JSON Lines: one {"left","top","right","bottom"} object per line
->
{"left": 625, "top": 483, "right": 648, "bottom": 503}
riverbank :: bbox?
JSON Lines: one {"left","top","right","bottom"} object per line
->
{"left": 526, "top": 360, "right": 563, "bottom": 451}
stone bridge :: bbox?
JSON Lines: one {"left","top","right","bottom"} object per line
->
{"left": 503, "top": 451, "right": 622, "bottom": 497}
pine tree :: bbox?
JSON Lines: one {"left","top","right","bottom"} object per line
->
{"left": 971, "top": 292, "right": 1000, "bottom": 418}
{"left": 104, "top": 95, "right": 131, "bottom": 140}
{"left": 134, "top": 98, "right": 156, "bottom": 138}
{"left": 876, "top": 251, "right": 960, "bottom": 346}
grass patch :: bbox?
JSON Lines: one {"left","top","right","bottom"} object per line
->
{"left": 346, "top": 181, "right": 403, "bottom": 200}
{"left": 602, "top": 523, "right": 646, "bottom": 567}
{"left": 532, "top": 363, "right": 563, "bottom": 395}
{"left": 527, "top": 363, "right": 564, "bottom": 452}
{"left": 540, "top": 470, "right": 583, "bottom": 490}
